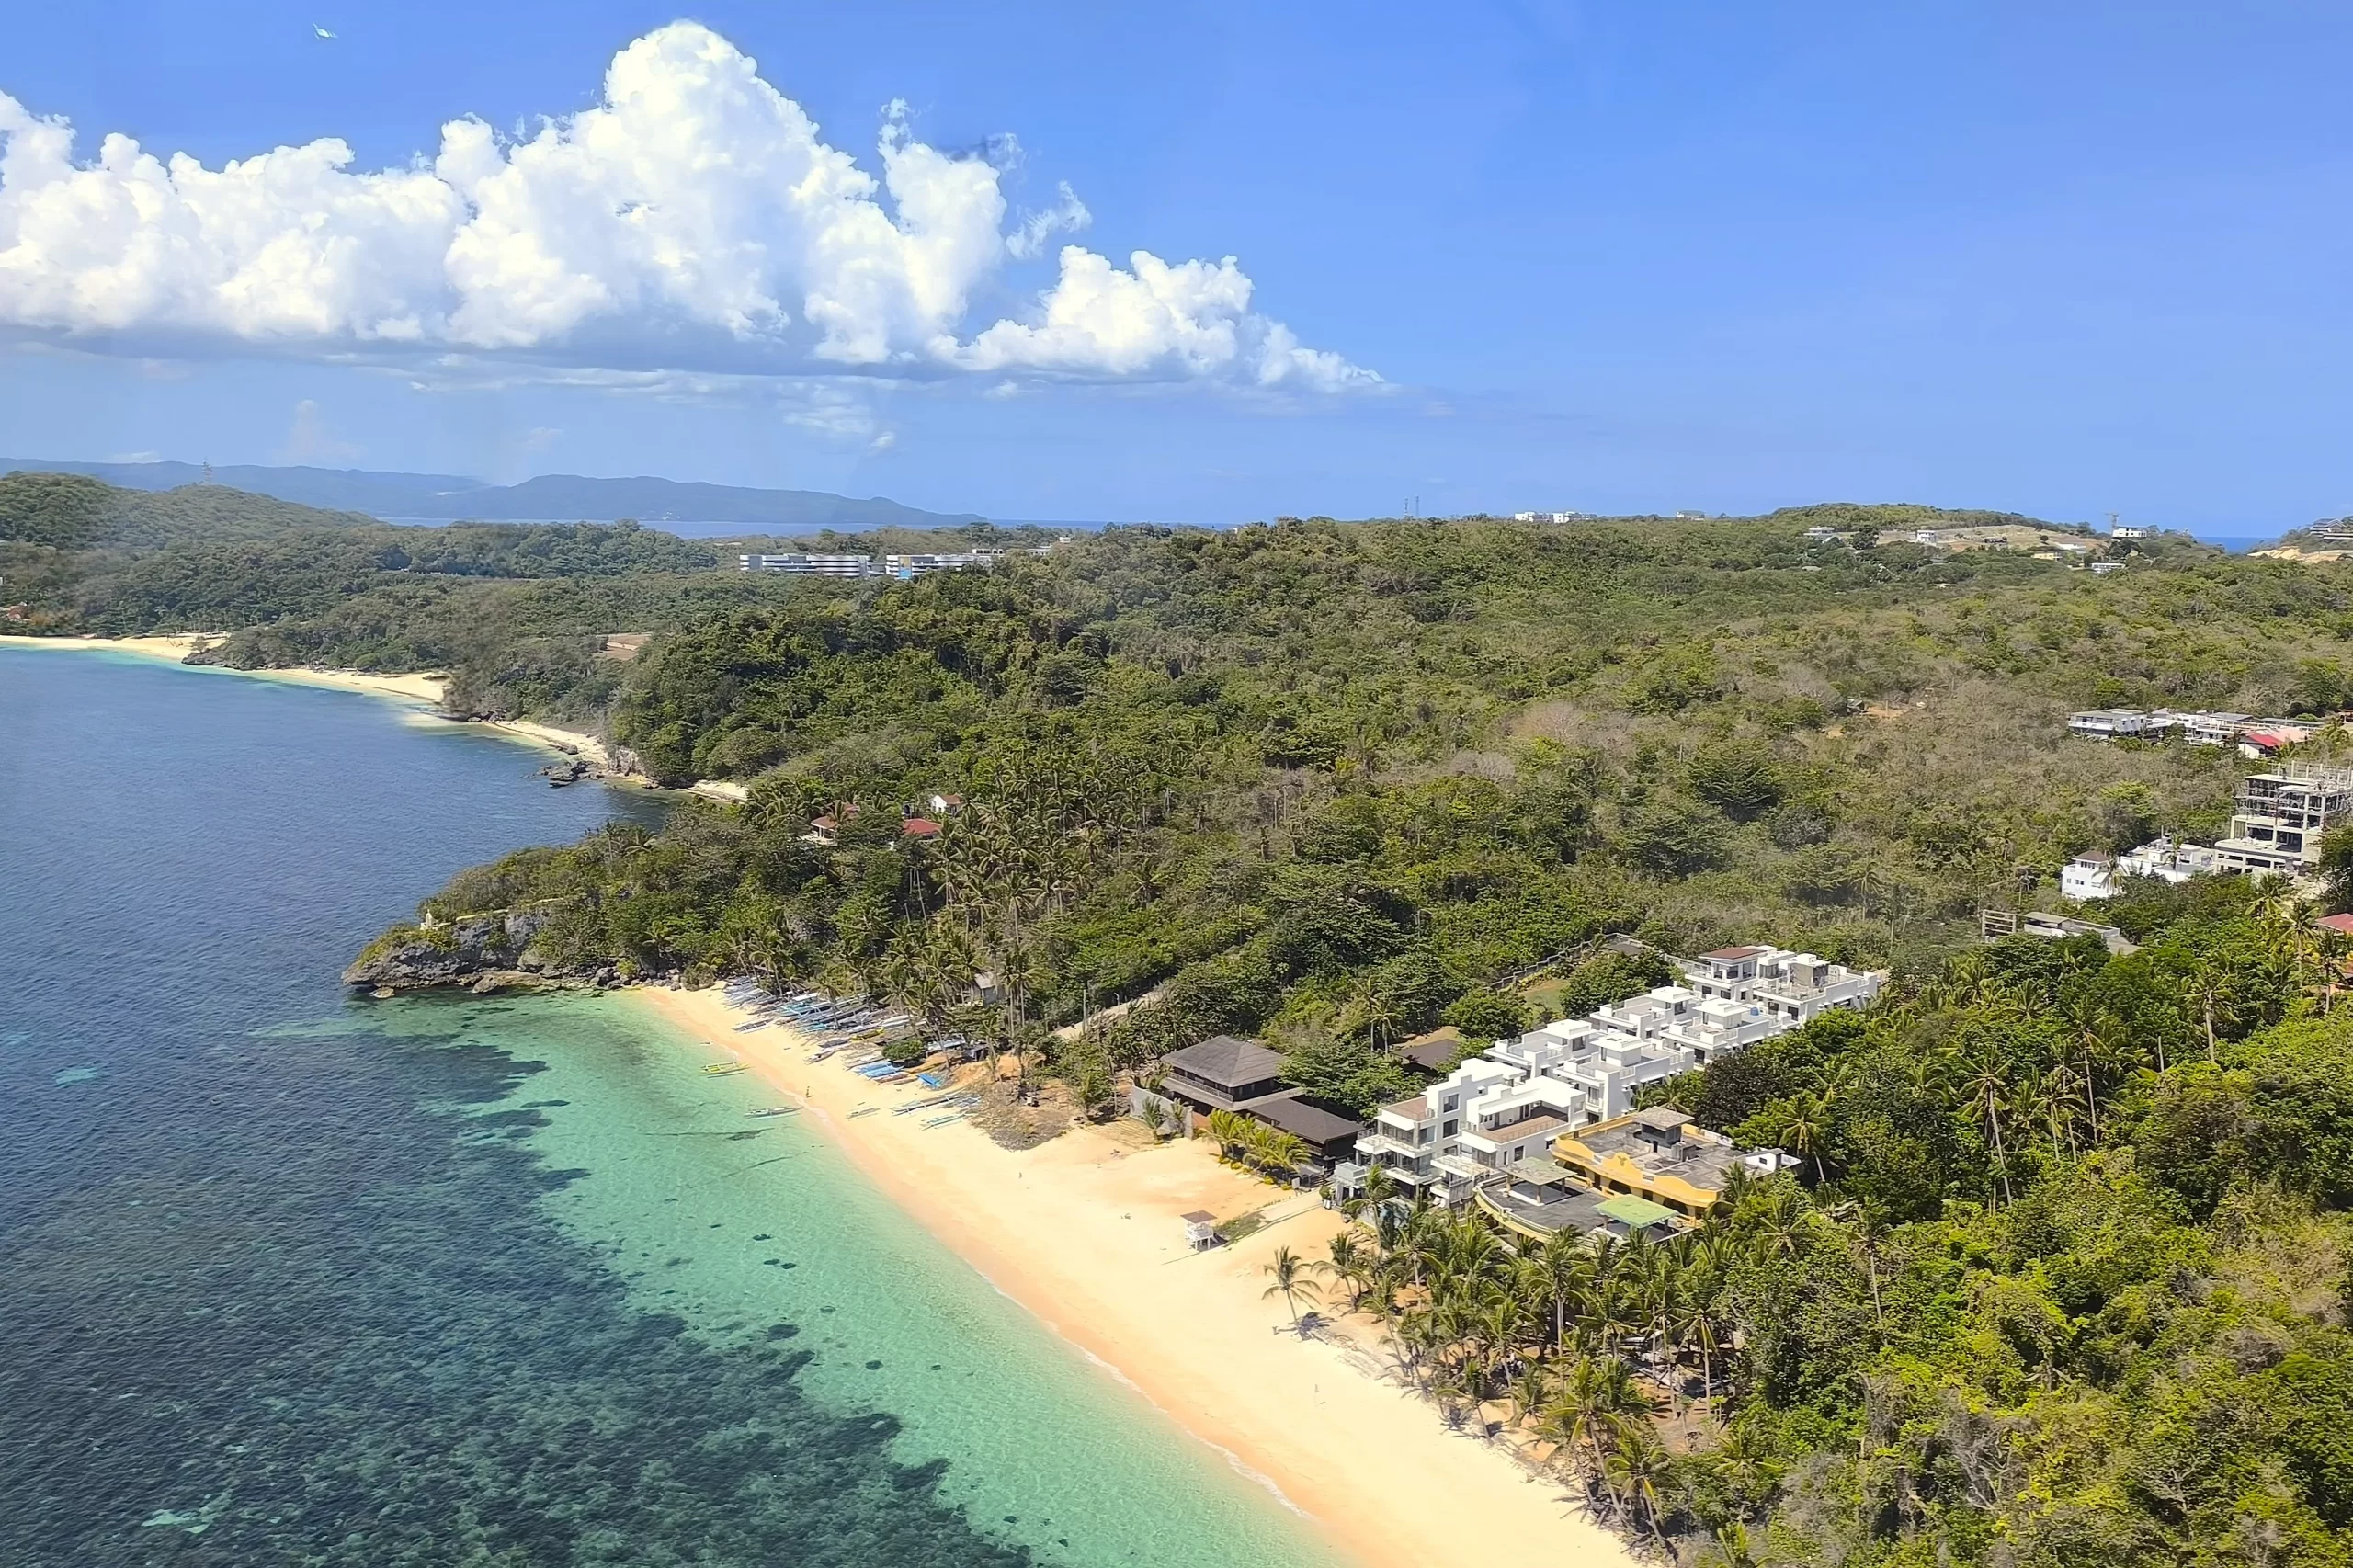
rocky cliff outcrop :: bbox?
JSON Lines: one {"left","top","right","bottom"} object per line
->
{"left": 342, "top": 906, "right": 572, "bottom": 992}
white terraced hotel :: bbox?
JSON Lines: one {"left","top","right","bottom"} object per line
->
{"left": 1340, "top": 943, "right": 1882, "bottom": 1215}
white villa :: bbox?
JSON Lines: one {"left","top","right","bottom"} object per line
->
{"left": 2067, "top": 709, "right": 2152, "bottom": 741}
{"left": 2063, "top": 765, "right": 2353, "bottom": 901}
{"left": 1346, "top": 944, "right": 1882, "bottom": 1210}
{"left": 2119, "top": 836, "right": 2221, "bottom": 885}
{"left": 2061, "top": 851, "right": 2117, "bottom": 901}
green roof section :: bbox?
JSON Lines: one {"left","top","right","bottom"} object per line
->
{"left": 1597, "top": 1194, "right": 1678, "bottom": 1229}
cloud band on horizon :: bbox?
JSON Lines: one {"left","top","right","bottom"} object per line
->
{"left": 0, "top": 21, "right": 1374, "bottom": 392}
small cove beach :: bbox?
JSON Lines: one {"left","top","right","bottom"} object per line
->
{"left": 0, "top": 634, "right": 664, "bottom": 781}
{"left": 629, "top": 983, "right": 1640, "bottom": 1568}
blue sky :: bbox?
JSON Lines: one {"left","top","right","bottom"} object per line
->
{"left": 2, "top": 2, "right": 2349, "bottom": 530}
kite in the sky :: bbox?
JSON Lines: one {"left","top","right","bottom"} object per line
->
{"left": 313, "top": 24, "right": 335, "bottom": 39}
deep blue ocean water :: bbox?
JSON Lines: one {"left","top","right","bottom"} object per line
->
{"left": 0, "top": 651, "right": 1338, "bottom": 1568}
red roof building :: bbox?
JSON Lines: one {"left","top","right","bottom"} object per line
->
{"left": 900, "top": 817, "right": 943, "bottom": 839}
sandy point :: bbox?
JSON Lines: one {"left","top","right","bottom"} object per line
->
{"left": 0, "top": 633, "right": 451, "bottom": 705}
{"left": 624, "top": 983, "right": 1638, "bottom": 1568}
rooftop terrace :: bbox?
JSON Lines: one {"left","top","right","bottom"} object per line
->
{"left": 1558, "top": 1110, "right": 1748, "bottom": 1193}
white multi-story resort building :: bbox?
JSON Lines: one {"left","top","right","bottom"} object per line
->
{"left": 2211, "top": 765, "right": 2353, "bottom": 876}
{"left": 1342, "top": 945, "right": 1881, "bottom": 1224}
{"left": 738, "top": 551, "right": 1004, "bottom": 580}
{"left": 738, "top": 552, "right": 882, "bottom": 577}
{"left": 884, "top": 551, "right": 1001, "bottom": 578}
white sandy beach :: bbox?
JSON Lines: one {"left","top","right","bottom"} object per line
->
{"left": 627, "top": 983, "right": 1637, "bottom": 1568}
{"left": 0, "top": 635, "right": 646, "bottom": 774}
{"left": 0, "top": 633, "right": 452, "bottom": 705}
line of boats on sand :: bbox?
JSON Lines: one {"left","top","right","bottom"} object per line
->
{"left": 696, "top": 979, "right": 979, "bottom": 1131}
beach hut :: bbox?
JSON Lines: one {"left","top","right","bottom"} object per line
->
{"left": 1181, "top": 1210, "right": 1220, "bottom": 1251}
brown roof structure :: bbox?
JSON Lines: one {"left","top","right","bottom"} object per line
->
{"left": 1253, "top": 1096, "right": 1366, "bottom": 1152}
{"left": 1700, "top": 946, "right": 1764, "bottom": 960}
{"left": 1392, "top": 1032, "right": 1463, "bottom": 1076}
{"left": 1161, "top": 1033, "right": 1287, "bottom": 1090}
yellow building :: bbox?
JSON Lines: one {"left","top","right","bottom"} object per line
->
{"left": 1549, "top": 1108, "right": 1746, "bottom": 1222}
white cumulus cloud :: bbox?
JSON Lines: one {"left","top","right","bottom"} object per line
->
{"left": 0, "top": 22, "right": 1372, "bottom": 391}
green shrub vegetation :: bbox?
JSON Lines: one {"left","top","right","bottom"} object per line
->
{"left": 1327, "top": 896, "right": 2353, "bottom": 1565}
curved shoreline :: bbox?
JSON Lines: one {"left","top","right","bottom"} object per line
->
{"left": 0, "top": 633, "right": 451, "bottom": 705}
{"left": 0, "top": 635, "right": 749, "bottom": 801}
{"left": 624, "top": 984, "right": 1638, "bottom": 1568}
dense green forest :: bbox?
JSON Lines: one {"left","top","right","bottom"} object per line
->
{"left": 17, "top": 470, "right": 2353, "bottom": 1562}
{"left": 0, "top": 471, "right": 1029, "bottom": 719}
{"left": 1331, "top": 888, "right": 2353, "bottom": 1565}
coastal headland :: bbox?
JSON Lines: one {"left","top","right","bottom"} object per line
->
{"left": 627, "top": 983, "right": 1638, "bottom": 1568}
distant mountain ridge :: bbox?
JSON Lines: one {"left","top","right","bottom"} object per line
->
{"left": 0, "top": 460, "right": 985, "bottom": 533}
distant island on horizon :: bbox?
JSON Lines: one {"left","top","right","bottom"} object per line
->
{"left": 0, "top": 458, "right": 1019, "bottom": 536}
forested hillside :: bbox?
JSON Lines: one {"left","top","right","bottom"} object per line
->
{"left": 370, "top": 507, "right": 2353, "bottom": 1028}
{"left": 0, "top": 472, "right": 1051, "bottom": 720}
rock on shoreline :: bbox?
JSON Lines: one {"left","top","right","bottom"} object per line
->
{"left": 341, "top": 907, "right": 605, "bottom": 994}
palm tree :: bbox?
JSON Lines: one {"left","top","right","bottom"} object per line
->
{"left": 1324, "top": 1233, "right": 1373, "bottom": 1313}
{"left": 1750, "top": 1179, "right": 1811, "bottom": 1260}
{"left": 1206, "top": 1108, "right": 1250, "bottom": 1161}
{"left": 1537, "top": 1228, "right": 1591, "bottom": 1352}
{"left": 1779, "top": 1091, "right": 1830, "bottom": 1185}
{"left": 1671, "top": 1290, "right": 1722, "bottom": 1417}
{"left": 1342, "top": 1160, "right": 1399, "bottom": 1221}
{"left": 1505, "top": 1358, "right": 1555, "bottom": 1434}
{"left": 2320, "top": 919, "right": 2351, "bottom": 1017}
{"left": 1570, "top": 1235, "right": 1631, "bottom": 1354}
{"left": 1954, "top": 1051, "right": 2016, "bottom": 1208}
{"left": 1477, "top": 1296, "right": 1523, "bottom": 1392}
{"left": 1545, "top": 1355, "right": 1647, "bottom": 1495}
{"left": 1341, "top": 972, "right": 1402, "bottom": 1051}
{"left": 1640, "top": 1237, "right": 1680, "bottom": 1371}
{"left": 2058, "top": 994, "right": 2117, "bottom": 1143}
{"left": 1604, "top": 1420, "right": 1672, "bottom": 1547}
{"left": 1826, "top": 1199, "right": 1890, "bottom": 1346}
{"left": 1262, "top": 1245, "right": 1323, "bottom": 1330}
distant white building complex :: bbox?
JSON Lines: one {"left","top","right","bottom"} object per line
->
{"left": 737, "top": 552, "right": 884, "bottom": 578}
{"left": 2067, "top": 707, "right": 2321, "bottom": 756}
{"left": 1341, "top": 944, "right": 1882, "bottom": 1223}
{"left": 737, "top": 551, "right": 1002, "bottom": 579}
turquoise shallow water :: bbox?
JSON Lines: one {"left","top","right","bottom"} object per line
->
{"left": 0, "top": 648, "right": 1341, "bottom": 1568}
